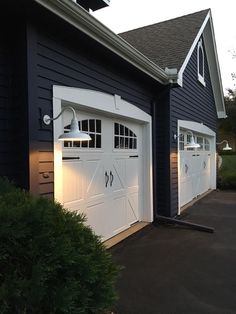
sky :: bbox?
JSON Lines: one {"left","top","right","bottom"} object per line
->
{"left": 92, "top": 0, "right": 236, "bottom": 93}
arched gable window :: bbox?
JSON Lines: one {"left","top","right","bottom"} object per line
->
{"left": 197, "top": 39, "right": 206, "bottom": 86}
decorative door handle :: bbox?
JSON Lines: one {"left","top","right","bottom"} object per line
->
{"left": 185, "top": 164, "right": 189, "bottom": 174}
{"left": 110, "top": 171, "right": 114, "bottom": 187}
{"left": 105, "top": 171, "right": 109, "bottom": 188}
{"left": 203, "top": 161, "right": 206, "bottom": 169}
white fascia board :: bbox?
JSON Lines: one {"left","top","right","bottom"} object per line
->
{"left": 177, "top": 12, "right": 211, "bottom": 86}
{"left": 203, "top": 14, "right": 226, "bottom": 118}
{"left": 34, "top": 0, "right": 172, "bottom": 85}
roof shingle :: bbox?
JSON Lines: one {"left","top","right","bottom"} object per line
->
{"left": 119, "top": 9, "right": 210, "bottom": 71}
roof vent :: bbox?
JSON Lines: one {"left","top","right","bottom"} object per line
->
{"left": 73, "top": 0, "right": 110, "bottom": 11}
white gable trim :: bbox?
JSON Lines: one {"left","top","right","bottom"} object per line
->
{"left": 177, "top": 12, "right": 210, "bottom": 86}
{"left": 177, "top": 11, "right": 226, "bottom": 119}
{"left": 203, "top": 16, "right": 226, "bottom": 118}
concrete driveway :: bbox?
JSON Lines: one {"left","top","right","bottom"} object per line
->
{"left": 110, "top": 190, "right": 236, "bottom": 314}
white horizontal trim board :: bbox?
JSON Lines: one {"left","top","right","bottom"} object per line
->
{"left": 53, "top": 86, "right": 153, "bottom": 233}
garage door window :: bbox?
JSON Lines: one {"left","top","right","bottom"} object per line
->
{"left": 114, "top": 123, "right": 137, "bottom": 149}
{"left": 197, "top": 136, "right": 204, "bottom": 151}
{"left": 204, "top": 138, "right": 210, "bottom": 151}
{"left": 64, "top": 119, "right": 102, "bottom": 148}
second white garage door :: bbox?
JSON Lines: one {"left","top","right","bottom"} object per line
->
{"left": 61, "top": 110, "right": 143, "bottom": 241}
{"left": 179, "top": 130, "right": 213, "bottom": 208}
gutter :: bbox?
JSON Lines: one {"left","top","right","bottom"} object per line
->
{"left": 34, "top": 0, "right": 176, "bottom": 85}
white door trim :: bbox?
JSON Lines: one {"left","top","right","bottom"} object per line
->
{"left": 53, "top": 85, "right": 153, "bottom": 223}
{"left": 177, "top": 120, "right": 216, "bottom": 214}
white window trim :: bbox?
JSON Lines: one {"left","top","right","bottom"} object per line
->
{"left": 197, "top": 39, "right": 206, "bottom": 86}
{"left": 177, "top": 120, "right": 216, "bottom": 214}
{"left": 53, "top": 85, "right": 153, "bottom": 223}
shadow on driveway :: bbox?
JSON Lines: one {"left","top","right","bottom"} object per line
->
{"left": 110, "top": 190, "right": 236, "bottom": 314}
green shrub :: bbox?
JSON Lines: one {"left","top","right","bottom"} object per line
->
{"left": 218, "top": 173, "right": 236, "bottom": 190}
{"left": 218, "top": 155, "right": 236, "bottom": 190}
{"left": 0, "top": 177, "right": 119, "bottom": 314}
{"left": 219, "top": 151, "right": 236, "bottom": 156}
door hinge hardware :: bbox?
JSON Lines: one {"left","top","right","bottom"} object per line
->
{"left": 105, "top": 171, "right": 109, "bottom": 188}
{"left": 62, "top": 156, "right": 80, "bottom": 160}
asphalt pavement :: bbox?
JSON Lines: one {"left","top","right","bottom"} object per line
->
{"left": 110, "top": 190, "right": 236, "bottom": 314}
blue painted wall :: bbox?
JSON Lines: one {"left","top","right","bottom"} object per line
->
{"left": 168, "top": 37, "right": 217, "bottom": 216}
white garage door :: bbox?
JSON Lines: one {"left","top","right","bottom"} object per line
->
{"left": 179, "top": 131, "right": 212, "bottom": 208}
{"left": 61, "top": 110, "right": 143, "bottom": 241}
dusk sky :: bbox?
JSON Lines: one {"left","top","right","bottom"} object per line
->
{"left": 92, "top": 0, "right": 236, "bottom": 93}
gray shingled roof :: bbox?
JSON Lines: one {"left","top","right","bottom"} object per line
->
{"left": 119, "top": 9, "right": 209, "bottom": 71}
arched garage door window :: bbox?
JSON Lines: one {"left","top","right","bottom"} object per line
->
{"left": 114, "top": 123, "right": 137, "bottom": 149}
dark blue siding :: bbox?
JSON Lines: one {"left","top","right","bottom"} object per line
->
{"left": 0, "top": 26, "right": 29, "bottom": 189}
{"left": 25, "top": 2, "right": 163, "bottom": 198}
{"left": 153, "top": 88, "right": 172, "bottom": 217}
{"left": 169, "top": 38, "right": 217, "bottom": 216}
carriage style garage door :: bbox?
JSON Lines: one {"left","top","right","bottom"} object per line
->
{"left": 178, "top": 125, "right": 216, "bottom": 210}
{"left": 62, "top": 110, "right": 143, "bottom": 241}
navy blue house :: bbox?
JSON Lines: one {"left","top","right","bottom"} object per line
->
{"left": 0, "top": 0, "right": 225, "bottom": 241}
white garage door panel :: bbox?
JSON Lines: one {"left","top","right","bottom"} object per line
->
{"left": 85, "top": 158, "right": 106, "bottom": 200}
{"left": 127, "top": 192, "right": 139, "bottom": 224}
{"left": 180, "top": 153, "right": 193, "bottom": 207}
{"left": 84, "top": 201, "right": 109, "bottom": 237}
{"left": 179, "top": 130, "right": 213, "bottom": 209}
{"left": 62, "top": 111, "right": 143, "bottom": 241}
{"left": 63, "top": 161, "right": 84, "bottom": 210}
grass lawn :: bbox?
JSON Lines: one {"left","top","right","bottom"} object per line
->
{"left": 218, "top": 155, "right": 236, "bottom": 189}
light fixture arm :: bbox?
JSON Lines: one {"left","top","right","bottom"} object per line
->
{"left": 216, "top": 140, "right": 228, "bottom": 145}
{"left": 43, "top": 106, "right": 77, "bottom": 125}
{"left": 216, "top": 139, "right": 232, "bottom": 151}
{"left": 173, "top": 130, "right": 194, "bottom": 140}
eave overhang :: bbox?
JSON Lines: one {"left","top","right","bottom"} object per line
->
{"left": 34, "top": 0, "right": 175, "bottom": 85}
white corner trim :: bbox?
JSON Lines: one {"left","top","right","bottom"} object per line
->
{"left": 177, "top": 12, "right": 210, "bottom": 87}
{"left": 53, "top": 86, "right": 153, "bottom": 223}
{"left": 34, "top": 0, "right": 171, "bottom": 85}
{"left": 217, "top": 111, "right": 227, "bottom": 119}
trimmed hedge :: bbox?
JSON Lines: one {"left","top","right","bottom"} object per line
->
{"left": 0, "top": 177, "right": 119, "bottom": 313}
